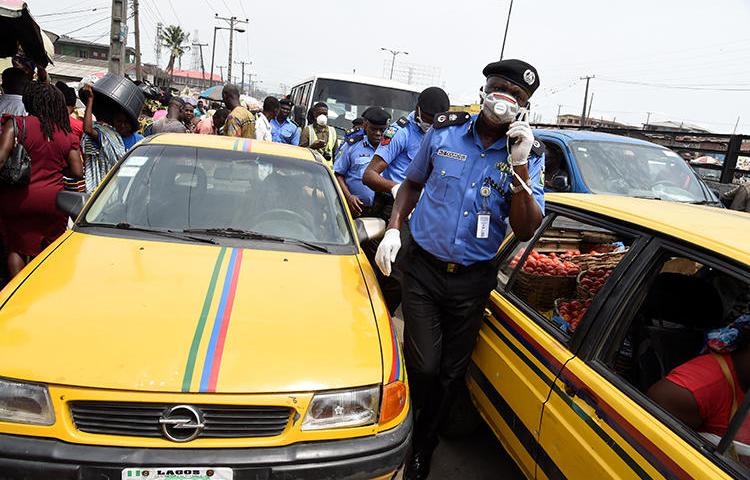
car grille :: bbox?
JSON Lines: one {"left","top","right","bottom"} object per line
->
{"left": 69, "top": 401, "right": 292, "bottom": 439}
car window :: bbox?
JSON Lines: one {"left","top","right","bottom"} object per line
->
{"left": 543, "top": 141, "right": 570, "bottom": 192}
{"left": 598, "top": 247, "right": 750, "bottom": 475}
{"left": 570, "top": 140, "right": 710, "bottom": 203}
{"left": 504, "top": 214, "right": 635, "bottom": 336}
{"left": 84, "top": 145, "right": 353, "bottom": 247}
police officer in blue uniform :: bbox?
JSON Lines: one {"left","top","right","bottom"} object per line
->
{"left": 362, "top": 87, "right": 450, "bottom": 221}
{"left": 334, "top": 107, "right": 390, "bottom": 217}
{"left": 375, "top": 59, "right": 545, "bottom": 480}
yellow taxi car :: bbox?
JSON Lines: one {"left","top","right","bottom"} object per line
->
{"left": 0, "top": 135, "right": 410, "bottom": 479}
{"left": 468, "top": 193, "right": 750, "bottom": 479}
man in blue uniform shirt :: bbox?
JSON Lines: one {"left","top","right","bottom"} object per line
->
{"left": 334, "top": 107, "right": 389, "bottom": 217}
{"left": 375, "top": 59, "right": 545, "bottom": 480}
{"left": 362, "top": 87, "right": 450, "bottom": 221}
{"left": 270, "top": 98, "right": 300, "bottom": 145}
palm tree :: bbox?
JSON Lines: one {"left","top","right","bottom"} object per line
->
{"left": 159, "top": 25, "right": 190, "bottom": 81}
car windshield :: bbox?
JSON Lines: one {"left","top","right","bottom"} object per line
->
{"left": 83, "top": 145, "right": 353, "bottom": 248}
{"left": 312, "top": 78, "right": 419, "bottom": 132}
{"left": 570, "top": 140, "right": 712, "bottom": 203}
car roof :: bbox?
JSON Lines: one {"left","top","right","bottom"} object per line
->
{"left": 534, "top": 129, "right": 665, "bottom": 148}
{"left": 291, "top": 73, "right": 423, "bottom": 93}
{"left": 547, "top": 193, "right": 750, "bottom": 266}
{"left": 141, "top": 134, "right": 320, "bottom": 162}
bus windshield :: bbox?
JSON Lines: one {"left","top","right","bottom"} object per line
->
{"left": 312, "top": 78, "right": 420, "bottom": 131}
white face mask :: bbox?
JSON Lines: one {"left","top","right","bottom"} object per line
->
{"left": 481, "top": 92, "right": 520, "bottom": 125}
{"left": 316, "top": 114, "right": 328, "bottom": 126}
{"left": 416, "top": 109, "right": 431, "bottom": 133}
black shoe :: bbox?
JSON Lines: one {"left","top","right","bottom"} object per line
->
{"left": 404, "top": 449, "right": 433, "bottom": 480}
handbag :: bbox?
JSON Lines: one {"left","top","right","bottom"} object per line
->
{"left": 0, "top": 117, "right": 31, "bottom": 185}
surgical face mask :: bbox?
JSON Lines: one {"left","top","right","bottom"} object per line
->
{"left": 416, "top": 109, "right": 431, "bottom": 133}
{"left": 316, "top": 114, "right": 328, "bottom": 126}
{"left": 481, "top": 91, "right": 520, "bottom": 125}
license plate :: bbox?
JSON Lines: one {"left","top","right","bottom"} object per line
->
{"left": 122, "top": 467, "right": 233, "bottom": 480}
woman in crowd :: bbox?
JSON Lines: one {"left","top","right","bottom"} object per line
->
{"left": 0, "top": 82, "right": 83, "bottom": 278}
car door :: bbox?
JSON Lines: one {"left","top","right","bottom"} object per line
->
{"left": 538, "top": 229, "right": 748, "bottom": 478}
{"left": 469, "top": 206, "right": 643, "bottom": 479}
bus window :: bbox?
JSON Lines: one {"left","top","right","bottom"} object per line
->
{"left": 311, "top": 78, "right": 420, "bottom": 132}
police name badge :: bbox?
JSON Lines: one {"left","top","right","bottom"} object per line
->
{"left": 477, "top": 213, "right": 491, "bottom": 239}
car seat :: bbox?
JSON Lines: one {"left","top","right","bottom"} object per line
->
{"left": 146, "top": 164, "right": 207, "bottom": 229}
{"left": 634, "top": 272, "right": 724, "bottom": 391}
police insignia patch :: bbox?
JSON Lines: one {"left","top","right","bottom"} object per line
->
{"left": 434, "top": 111, "right": 471, "bottom": 129}
{"left": 384, "top": 127, "right": 397, "bottom": 139}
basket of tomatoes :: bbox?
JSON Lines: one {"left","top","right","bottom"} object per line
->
{"left": 576, "top": 267, "right": 613, "bottom": 298}
{"left": 512, "top": 251, "right": 581, "bottom": 310}
{"left": 554, "top": 297, "right": 593, "bottom": 333}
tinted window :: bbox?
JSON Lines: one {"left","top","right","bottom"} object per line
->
{"left": 84, "top": 145, "right": 352, "bottom": 246}
{"left": 312, "top": 79, "right": 419, "bottom": 131}
{"left": 570, "top": 140, "right": 711, "bottom": 203}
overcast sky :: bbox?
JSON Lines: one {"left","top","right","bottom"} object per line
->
{"left": 32, "top": 0, "right": 750, "bottom": 133}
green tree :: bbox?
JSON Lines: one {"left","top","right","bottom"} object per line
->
{"left": 159, "top": 25, "right": 190, "bottom": 80}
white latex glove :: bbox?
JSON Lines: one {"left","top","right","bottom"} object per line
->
{"left": 507, "top": 116, "right": 533, "bottom": 166}
{"left": 391, "top": 182, "right": 401, "bottom": 199}
{"left": 375, "top": 228, "right": 401, "bottom": 277}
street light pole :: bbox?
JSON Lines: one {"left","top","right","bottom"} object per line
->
{"left": 210, "top": 24, "right": 218, "bottom": 86}
{"left": 381, "top": 48, "right": 408, "bottom": 80}
{"left": 500, "top": 0, "right": 514, "bottom": 60}
{"left": 215, "top": 15, "right": 248, "bottom": 84}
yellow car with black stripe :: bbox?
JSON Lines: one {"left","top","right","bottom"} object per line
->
{"left": 467, "top": 193, "right": 750, "bottom": 479}
{"left": 0, "top": 135, "right": 410, "bottom": 479}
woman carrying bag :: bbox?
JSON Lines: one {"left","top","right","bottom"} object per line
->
{"left": 0, "top": 82, "right": 83, "bottom": 279}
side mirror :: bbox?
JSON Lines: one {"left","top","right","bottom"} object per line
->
{"left": 551, "top": 174, "right": 570, "bottom": 192}
{"left": 355, "top": 217, "right": 386, "bottom": 245}
{"left": 56, "top": 191, "right": 90, "bottom": 219}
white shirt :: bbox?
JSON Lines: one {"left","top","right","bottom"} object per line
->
{"left": 255, "top": 112, "right": 273, "bottom": 142}
{"left": 0, "top": 94, "right": 26, "bottom": 116}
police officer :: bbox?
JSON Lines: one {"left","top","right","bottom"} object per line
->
{"left": 334, "top": 107, "right": 390, "bottom": 217}
{"left": 375, "top": 59, "right": 545, "bottom": 480}
{"left": 362, "top": 86, "right": 451, "bottom": 221}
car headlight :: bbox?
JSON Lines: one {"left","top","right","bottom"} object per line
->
{"left": 301, "top": 386, "right": 379, "bottom": 431}
{"left": 0, "top": 378, "right": 54, "bottom": 425}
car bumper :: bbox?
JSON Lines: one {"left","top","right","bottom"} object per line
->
{"left": 0, "top": 410, "right": 411, "bottom": 480}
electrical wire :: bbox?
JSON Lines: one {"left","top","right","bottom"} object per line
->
{"left": 35, "top": 6, "right": 107, "bottom": 17}
{"left": 598, "top": 78, "right": 750, "bottom": 92}
{"left": 62, "top": 15, "right": 110, "bottom": 36}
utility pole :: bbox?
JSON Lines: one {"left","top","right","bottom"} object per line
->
{"left": 214, "top": 15, "right": 248, "bottom": 84}
{"left": 500, "top": 0, "right": 514, "bottom": 60}
{"left": 644, "top": 111, "right": 652, "bottom": 129}
{"left": 108, "top": 0, "right": 128, "bottom": 75}
{"left": 587, "top": 92, "right": 594, "bottom": 122}
{"left": 248, "top": 73, "right": 258, "bottom": 95}
{"left": 556, "top": 104, "right": 562, "bottom": 125}
{"left": 580, "top": 75, "right": 594, "bottom": 127}
{"left": 234, "top": 61, "right": 251, "bottom": 94}
{"left": 381, "top": 48, "right": 408, "bottom": 80}
{"left": 132, "top": 0, "right": 142, "bottom": 81}
{"left": 193, "top": 41, "right": 208, "bottom": 88}
{"left": 155, "top": 23, "right": 163, "bottom": 69}
{"left": 218, "top": 66, "right": 224, "bottom": 83}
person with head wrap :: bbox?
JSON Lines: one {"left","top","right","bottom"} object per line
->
{"left": 0, "top": 82, "right": 83, "bottom": 278}
{"left": 649, "top": 314, "right": 750, "bottom": 451}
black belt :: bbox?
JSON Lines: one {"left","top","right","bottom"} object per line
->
{"left": 413, "top": 242, "right": 494, "bottom": 274}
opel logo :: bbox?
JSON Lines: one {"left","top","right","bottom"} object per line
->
{"left": 159, "top": 405, "right": 205, "bottom": 442}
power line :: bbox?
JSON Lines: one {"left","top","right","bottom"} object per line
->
{"left": 598, "top": 78, "right": 750, "bottom": 92}
{"left": 35, "top": 6, "right": 107, "bottom": 17}
{"left": 62, "top": 15, "right": 110, "bottom": 36}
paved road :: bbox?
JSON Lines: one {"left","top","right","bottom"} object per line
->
{"left": 392, "top": 315, "right": 524, "bottom": 479}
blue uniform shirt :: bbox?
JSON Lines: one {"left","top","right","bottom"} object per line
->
{"left": 333, "top": 135, "right": 377, "bottom": 207}
{"left": 270, "top": 118, "right": 300, "bottom": 145}
{"left": 406, "top": 114, "right": 545, "bottom": 266}
{"left": 374, "top": 112, "right": 425, "bottom": 183}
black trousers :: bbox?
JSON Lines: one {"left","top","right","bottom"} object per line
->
{"left": 400, "top": 241, "right": 499, "bottom": 453}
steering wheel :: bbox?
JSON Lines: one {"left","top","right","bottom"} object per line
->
{"left": 253, "top": 209, "right": 310, "bottom": 228}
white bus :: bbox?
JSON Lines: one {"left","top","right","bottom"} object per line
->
{"left": 288, "top": 73, "right": 423, "bottom": 132}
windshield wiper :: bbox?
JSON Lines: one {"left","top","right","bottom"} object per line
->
{"left": 183, "top": 228, "right": 330, "bottom": 253}
{"left": 688, "top": 200, "right": 720, "bottom": 206}
{"left": 634, "top": 195, "right": 662, "bottom": 200}
{"left": 88, "top": 222, "right": 219, "bottom": 244}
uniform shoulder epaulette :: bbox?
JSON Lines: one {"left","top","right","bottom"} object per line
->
{"left": 531, "top": 138, "right": 546, "bottom": 156}
{"left": 347, "top": 133, "right": 365, "bottom": 145}
{"left": 396, "top": 116, "right": 409, "bottom": 128}
{"left": 433, "top": 111, "right": 471, "bottom": 129}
